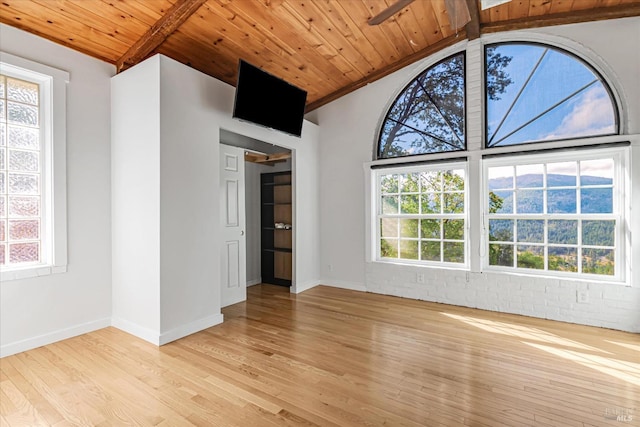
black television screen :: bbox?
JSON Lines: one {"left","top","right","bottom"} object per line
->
{"left": 232, "top": 60, "right": 307, "bottom": 137}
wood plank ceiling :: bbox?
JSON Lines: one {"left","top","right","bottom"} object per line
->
{"left": 1, "top": 0, "right": 639, "bottom": 112}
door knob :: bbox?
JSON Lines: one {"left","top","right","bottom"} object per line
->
{"left": 240, "top": 230, "right": 245, "bottom": 236}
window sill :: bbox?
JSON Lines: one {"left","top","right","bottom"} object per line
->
{"left": 0, "top": 265, "right": 67, "bottom": 282}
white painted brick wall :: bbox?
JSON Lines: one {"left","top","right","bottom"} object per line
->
{"left": 365, "top": 262, "right": 640, "bottom": 332}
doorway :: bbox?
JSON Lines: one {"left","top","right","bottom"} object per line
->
{"left": 219, "top": 130, "right": 293, "bottom": 307}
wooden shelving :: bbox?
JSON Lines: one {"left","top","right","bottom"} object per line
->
{"left": 261, "top": 171, "right": 292, "bottom": 286}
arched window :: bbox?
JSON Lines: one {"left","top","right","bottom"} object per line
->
{"left": 377, "top": 53, "right": 465, "bottom": 159}
{"left": 485, "top": 43, "right": 618, "bottom": 147}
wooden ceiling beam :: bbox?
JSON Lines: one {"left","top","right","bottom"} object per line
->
{"left": 481, "top": 4, "right": 640, "bottom": 34}
{"left": 116, "top": 0, "right": 207, "bottom": 72}
{"left": 464, "top": 0, "right": 481, "bottom": 41}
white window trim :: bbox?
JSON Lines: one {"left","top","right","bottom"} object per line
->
{"left": 481, "top": 146, "right": 629, "bottom": 283}
{"left": 0, "top": 52, "right": 68, "bottom": 281}
{"left": 372, "top": 161, "right": 470, "bottom": 269}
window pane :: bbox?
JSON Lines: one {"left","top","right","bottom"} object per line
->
{"left": 7, "top": 102, "right": 38, "bottom": 126}
{"left": 486, "top": 43, "right": 617, "bottom": 147}
{"left": 580, "top": 159, "right": 613, "bottom": 185}
{"left": 517, "top": 245, "right": 544, "bottom": 269}
{"left": 400, "top": 240, "right": 419, "bottom": 260}
{"left": 488, "top": 166, "right": 514, "bottom": 188}
{"left": 381, "top": 239, "right": 398, "bottom": 258}
{"left": 443, "top": 242, "right": 464, "bottom": 263}
{"left": 380, "top": 218, "right": 398, "bottom": 238}
{"left": 0, "top": 220, "right": 5, "bottom": 241}
{"left": 548, "top": 247, "right": 577, "bottom": 272}
{"left": 581, "top": 188, "right": 612, "bottom": 214}
{"left": 548, "top": 220, "right": 577, "bottom": 245}
{"left": 0, "top": 122, "right": 5, "bottom": 146}
{"left": 8, "top": 196, "right": 39, "bottom": 217}
{"left": 548, "top": 189, "right": 576, "bottom": 213}
{"left": 9, "top": 242, "right": 39, "bottom": 263}
{"left": 582, "top": 220, "right": 615, "bottom": 247}
{"left": 582, "top": 248, "right": 614, "bottom": 276}
{"left": 9, "top": 149, "right": 39, "bottom": 172}
{"left": 489, "top": 219, "right": 513, "bottom": 242}
{"left": 8, "top": 125, "right": 39, "bottom": 149}
{"left": 400, "top": 195, "right": 419, "bottom": 214}
{"left": 378, "top": 53, "right": 465, "bottom": 158}
{"left": 8, "top": 173, "right": 38, "bottom": 194}
{"left": 0, "top": 196, "right": 5, "bottom": 217}
{"left": 400, "top": 219, "right": 418, "bottom": 238}
{"left": 0, "top": 75, "right": 5, "bottom": 98}
{"left": 421, "top": 219, "right": 440, "bottom": 239}
{"left": 400, "top": 174, "right": 419, "bottom": 192}
{"left": 443, "top": 170, "right": 464, "bottom": 191}
{"left": 489, "top": 244, "right": 513, "bottom": 266}
{"left": 8, "top": 219, "right": 39, "bottom": 240}
{"left": 421, "top": 193, "right": 441, "bottom": 213}
{"left": 0, "top": 100, "right": 5, "bottom": 121}
{"left": 516, "top": 189, "right": 543, "bottom": 213}
{"left": 0, "top": 147, "right": 4, "bottom": 169}
{"left": 547, "top": 162, "right": 576, "bottom": 187}
{"left": 381, "top": 196, "right": 398, "bottom": 214}
{"left": 516, "top": 164, "right": 543, "bottom": 187}
{"left": 380, "top": 174, "right": 398, "bottom": 194}
{"left": 0, "top": 244, "right": 4, "bottom": 264}
{"left": 443, "top": 193, "right": 464, "bottom": 213}
{"left": 7, "top": 78, "right": 39, "bottom": 105}
{"left": 421, "top": 241, "right": 440, "bottom": 261}
{"left": 0, "top": 172, "right": 4, "bottom": 193}
{"left": 517, "top": 220, "right": 544, "bottom": 243}
{"left": 489, "top": 190, "right": 512, "bottom": 214}
{"left": 421, "top": 171, "right": 441, "bottom": 192}
{"left": 443, "top": 219, "right": 464, "bottom": 240}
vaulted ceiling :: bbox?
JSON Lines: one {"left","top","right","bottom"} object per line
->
{"left": 1, "top": 0, "right": 639, "bottom": 112}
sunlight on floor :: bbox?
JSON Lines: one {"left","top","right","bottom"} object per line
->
{"left": 524, "top": 342, "right": 640, "bottom": 386}
{"left": 441, "top": 312, "right": 610, "bottom": 353}
{"left": 442, "top": 312, "right": 640, "bottom": 387}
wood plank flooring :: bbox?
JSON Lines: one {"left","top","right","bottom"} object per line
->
{"left": 1, "top": 284, "right": 638, "bottom": 426}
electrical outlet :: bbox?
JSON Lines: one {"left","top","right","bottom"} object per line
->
{"left": 577, "top": 290, "right": 589, "bottom": 304}
{"left": 417, "top": 273, "right": 425, "bottom": 283}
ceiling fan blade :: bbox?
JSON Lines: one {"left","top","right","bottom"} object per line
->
{"left": 444, "top": 0, "right": 471, "bottom": 30}
{"left": 367, "top": 0, "right": 416, "bottom": 25}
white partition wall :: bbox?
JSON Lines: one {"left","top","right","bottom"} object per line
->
{"left": 112, "top": 55, "right": 321, "bottom": 345}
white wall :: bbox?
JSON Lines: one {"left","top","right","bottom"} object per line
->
{"left": 0, "top": 24, "right": 114, "bottom": 357}
{"left": 112, "top": 54, "right": 321, "bottom": 345}
{"left": 111, "top": 57, "right": 161, "bottom": 342}
{"left": 316, "top": 18, "right": 640, "bottom": 333}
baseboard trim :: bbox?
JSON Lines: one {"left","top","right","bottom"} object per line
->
{"left": 158, "top": 313, "right": 224, "bottom": 345}
{"left": 1, "top": 317, "right": 111, "bottom": 358}
{"left": 320, "top": 280, "right": 367, "bottom": 292}
{"left": 111, "top": 317, "right": 161, "bottom": 346}
{"left": 291, "top": 279, "right": 321, "bottom": 294}
{"left": 246, "top": 278, "right": 262, "bottom": 287}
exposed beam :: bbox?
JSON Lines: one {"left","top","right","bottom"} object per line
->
{"left": 482, "top": 4, "right": 640, "bottom": 34}
{"left": 116, "top": 0, "right": 207, "bottom": 72}
{"left": 464, "top": 0, "right": 481, "bottom": 41}
{"left": 367, "top": 0, "right": 416, "bottom": 25}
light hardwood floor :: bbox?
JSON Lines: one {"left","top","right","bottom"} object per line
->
{"left": 1, "top": 284, "right": 638, "bottom": 426}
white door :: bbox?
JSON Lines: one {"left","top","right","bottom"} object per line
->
{"left": 220, "top": 144, "right": 247, "bottom": 307}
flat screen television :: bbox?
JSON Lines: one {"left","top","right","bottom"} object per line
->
{"left": 232, "top": 60, "right": 307, "bottom": 137}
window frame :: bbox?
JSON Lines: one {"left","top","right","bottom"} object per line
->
{"left": 0, "top": 52, "right": 68, "bottom": 281}
{"left": 481, "top": 145, "right": 629, "bottom": 282}
{"left": 373, "top": 160, "right": 469, "bottom": 268}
